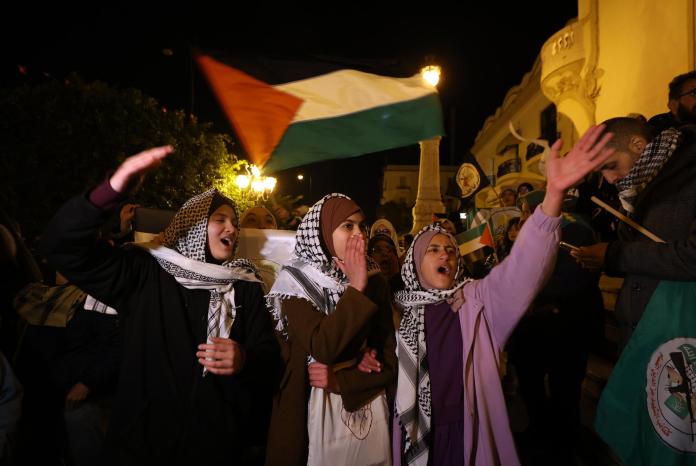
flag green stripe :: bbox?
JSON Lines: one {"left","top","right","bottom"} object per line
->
{"left": 456, "top": 223, "right": 487, "bottom": 244}
{"left": 264, "top": 93, "right": 443, "bottom": 172}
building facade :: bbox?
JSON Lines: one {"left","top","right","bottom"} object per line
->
{"left": 472, "top": 0, "right": 696, "bottom": 208}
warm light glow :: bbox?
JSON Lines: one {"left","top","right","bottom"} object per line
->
{"left": 263, "top": 177, "right": 277, "bottom": 192}
{"left": 297, "top": 174, "right": 304, "bottom": 180}
{"left": 235, "top": 175, "right": 250, "bottom": 189}
{"left": 251, "top": 179, "right": 265, "bottom": 193}
{"left": 250, "top": 165, "right": 261, "bottom": 177}
{"left": 421, "top": 65, "right": 441, "bottom": 87}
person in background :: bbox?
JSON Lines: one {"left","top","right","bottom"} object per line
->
{"left": 241, "top": 206, "right": 278, "bottom": 230}
{"left": 648, "top": 70, "right": 696, "bottom": 131}
{"left": 517, "top": 182, "right": 534, "bottom": 197}
{"left": 501, "top": 188, "right": 517, "bottom": 207}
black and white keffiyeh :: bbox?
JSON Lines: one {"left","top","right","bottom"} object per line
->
{"left": 394, "top": 224, "right": 472, "bottom": 466}
{"left": 615, "top": 128, "right": 681, "bottom": 215}
{"left": 266, "top": 193, "right": 380, "bottom": 340}
{"left": 136, "top": 189, "right": 261, "bottom": 348}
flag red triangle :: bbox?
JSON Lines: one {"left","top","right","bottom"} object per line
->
{"left": 196, "top": 54, "right": 303, "bottom": 167}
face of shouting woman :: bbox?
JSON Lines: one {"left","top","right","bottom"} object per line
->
{"left": 207, "top": 204, "right": 238, "bottom": 262}
{"left": 419, "top": 233, "right": 458, "bottom": 290}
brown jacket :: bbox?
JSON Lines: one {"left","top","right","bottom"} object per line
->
{"left": 265, "top": 273, "right": 397, "bottom": 466}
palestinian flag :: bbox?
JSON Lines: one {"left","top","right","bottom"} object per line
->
{"left": 595, "top": 281, "right": 696, "bottom": 465}
{"left": 455, "top": 222, "right": 495, "bottom": 256}
{"left": 195, "top": 52, "right": 444, "bottom": 172}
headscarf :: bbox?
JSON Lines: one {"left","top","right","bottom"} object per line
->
{"left": 320, "top": 197, "right": 362, "bottom": 258}
{"left": 393, "top": 224, "right": 473, "bottom": 466}
{"left": 615, "top": 127, "right": 681, "bottom": 215}
{"left": 370, "top": 218, "right": 401, "bottom": 255}
{"left": 136, "top": 189, "right": 261, "bottom": 361}
{"left": 267, "top": 193, "right": 379, "bottom": 339}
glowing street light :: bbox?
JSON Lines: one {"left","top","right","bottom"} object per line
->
{"left": 420, "top": 65, "right": 441, "bottom": 87}
{"left": 297, "top": 174, "right": 304, "bottom": 180}
{"left": 234, "top": 164, "right": 276, "bottom": 199}
{"left": 235, "top": 174, "right": 250, "bottom": 189}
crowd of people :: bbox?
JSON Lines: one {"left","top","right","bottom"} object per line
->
{"left": 0, "top": 70, "right": 694, "bottom": 466}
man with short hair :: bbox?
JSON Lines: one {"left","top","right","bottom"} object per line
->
{"left": 648, "top": 70, "right": 696, "bottom": 131}
{"left": 573, "top": 116, "right": 696, "bottom": 346}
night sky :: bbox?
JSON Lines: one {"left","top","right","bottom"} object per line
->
{"left": 3, "top": 5, "right": 578, "bottom": 219}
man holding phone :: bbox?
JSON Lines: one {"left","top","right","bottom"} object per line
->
{"left": 572, "top": 115, "right": 696, "bottom": 347}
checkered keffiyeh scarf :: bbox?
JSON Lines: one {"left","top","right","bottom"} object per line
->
{"left": 616, "top": 128, "right": 681, "bottom": 215}
{"left": 267, "top": 193, "right": 380, "bottom": 340}
{"left": 136, "top": 189, "right": 261, "bottom": 352}
{"left": 393, "top": 224, "right": 472, "bottom": 466}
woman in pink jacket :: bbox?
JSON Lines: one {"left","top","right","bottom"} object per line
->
{"left": 390, "top": 126, "right": 615, "bottom": 466}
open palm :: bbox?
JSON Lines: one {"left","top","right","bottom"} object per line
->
{"left": 546, "top": 125, "right": 615, "bottom": 194}
{"left": 109, "top": 145, "right": 173, "bottom": 193}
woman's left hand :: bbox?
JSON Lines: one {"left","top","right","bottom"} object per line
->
{"left": 546, "top": 125, "right": 615, "bottom": 195}
{"left": 197, "top": 337, "right": 245, "bottom": 376}
{"left": 542, "top": 125, "right": 615, "bottom": 217}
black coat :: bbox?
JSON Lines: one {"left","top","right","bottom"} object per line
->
{"left": 40, "top": 194, "right": 279, "bottom": 466}
{"left": 605, "top": 124, "right": 696, "bottom": 347}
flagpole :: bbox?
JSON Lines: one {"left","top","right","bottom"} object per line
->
{"left": 590, "top": 196, "right": 665, "bottom": 243}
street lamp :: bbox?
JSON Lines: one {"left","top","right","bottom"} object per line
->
{"left": 412, "top": 62, "right": 446, "bottom": 234}
{"left": 420, "top": 65, "right": 441, "bottom": 87}
{"left": 234, "top": 164, "right": 277, "bottom": 200}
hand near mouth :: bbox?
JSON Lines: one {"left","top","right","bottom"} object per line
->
{"left": 334, "top": 234, "right": 367, "bottom": 292}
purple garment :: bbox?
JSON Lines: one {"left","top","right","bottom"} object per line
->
{"left": 393, "top": 206, "right": 561, "bottom": 466}
{"left": 425, "top": 301, "right": 464, "bottom": 466}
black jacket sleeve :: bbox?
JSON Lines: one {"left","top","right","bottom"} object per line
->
{"left": 39, "top": 194, "right": 151, "bottom": 314}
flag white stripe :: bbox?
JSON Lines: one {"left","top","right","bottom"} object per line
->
{"left": 274, "top": 69, "right": 437, "bottom": 123}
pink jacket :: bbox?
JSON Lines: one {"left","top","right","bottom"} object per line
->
{"left": 394, "top": 207, "right": 561, "bottom": 465}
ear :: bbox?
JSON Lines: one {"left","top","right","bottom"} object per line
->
{"left": 668, "top": 98, "right": 679, "bottom": 115}
{"left": 630, "top": 136, "right": 648, "bottom": 154}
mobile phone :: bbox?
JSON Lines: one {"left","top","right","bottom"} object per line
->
{"left": 559, "top": 241, "right": 580, "bottom": 252}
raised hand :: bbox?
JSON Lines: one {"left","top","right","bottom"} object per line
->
{"left": 197, "top": 337, "right": 245, "bottom": 376}
{"left": 542, "top": 125, "right": 615, "bottom": 217}
{"left": 109, "top": 146, "right": 173, "bottom": 193}
{"left": 334, "top": 234, "right": 367, "bottom": 292}
{"left": 546, "top": 125, "right": 615, "bottom": 195}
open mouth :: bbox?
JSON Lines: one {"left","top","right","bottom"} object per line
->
{"left": 220, "top": 237, "right": 233, "bottom": 247}
{"left": 437, "top": 265, "right": 451, "bottom": 275}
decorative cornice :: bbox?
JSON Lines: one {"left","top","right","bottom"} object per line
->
{"left": 472, "top": 57, "right": 543, "bottom": 147}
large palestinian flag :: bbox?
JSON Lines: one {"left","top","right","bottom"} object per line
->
{"left": 196, "top": 52, "right": 444, "bottom": 172}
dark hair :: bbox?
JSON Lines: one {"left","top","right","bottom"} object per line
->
{"left": 368, "top": 234, "right": 396, "bottom": 255}
{"left": 668, "top": 71, "right": 696, "bottom": 100}
{"left": 517, "top": 182, "right": 534, "bottom": 193}
{"left": 599, "top": 117, "right": 654, "bottom": 151}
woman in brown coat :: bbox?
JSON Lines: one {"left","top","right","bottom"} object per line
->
{"left": 265, "top": 193, "right": 396, "bottom": 466}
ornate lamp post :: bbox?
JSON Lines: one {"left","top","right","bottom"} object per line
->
{"left": 411, "top": 64, "right": 446, "bottom": 235}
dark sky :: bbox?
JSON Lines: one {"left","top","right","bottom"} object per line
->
{"left": 3, "top": 6, "right": 577, "bottom": 219}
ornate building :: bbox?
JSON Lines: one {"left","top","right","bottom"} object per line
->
{"left": 471, "top": 0, "right": 696, "bottom": 207}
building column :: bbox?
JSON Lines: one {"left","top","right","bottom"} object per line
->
{"left": 411, "top": 136, "right": 445, "bottom": 235}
